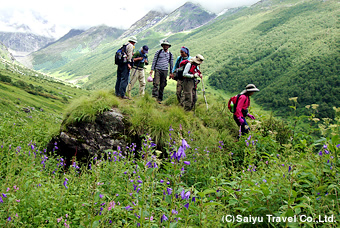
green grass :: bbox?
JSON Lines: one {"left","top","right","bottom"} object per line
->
{"left": 0, "top": 86, "right": 339, "bottom": 227}
{"left": 63, "top": 90, "right": 120, "bottom": 126}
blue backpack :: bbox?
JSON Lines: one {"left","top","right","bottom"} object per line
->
{"left": 114, "top": 44, "right": 127, "bottom": 65}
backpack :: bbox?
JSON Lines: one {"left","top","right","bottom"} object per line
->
{"left": 114, "top": 44, "right": 127, "bottom": 65}
{"left": 228, "top": 94, "right": 242, "bottom": 113}
{"left": 173, "top": 59, "right": 189, "bottom": 81}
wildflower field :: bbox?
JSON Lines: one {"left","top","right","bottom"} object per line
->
{"left": 0, "top": 92, "right": 339, "bottom": 227}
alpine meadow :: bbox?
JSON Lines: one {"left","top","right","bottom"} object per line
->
{"left": 0, "top": 0, "right": 339, "bottom": 227}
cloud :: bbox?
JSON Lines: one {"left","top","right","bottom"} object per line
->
{"left": 0, "top": 0, "right": 261, "bottom": 31}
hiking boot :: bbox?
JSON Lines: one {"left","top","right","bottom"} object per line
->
{"left": 121, "top": 96, "right": 130, "bottom": 100}
{"left": 158, "top": 100, "right": 162, "bottom": 104}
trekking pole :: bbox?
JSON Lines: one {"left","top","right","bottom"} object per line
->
{"left": 200, "top": 76, "right": 208, "bottom": 110}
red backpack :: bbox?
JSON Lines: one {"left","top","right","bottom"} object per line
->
{"left": 228, "top": 94, "right": 242, "bottom": 113}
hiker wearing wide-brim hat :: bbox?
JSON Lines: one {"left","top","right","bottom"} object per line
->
{"left": 189, "top": 54, "right": 204, "bottom": 65}
{"left": 240, "top": 84, "right": 260, "bottom": 95}
{"left": 161, "top": 40, "right": 171, "bottom": 47}
{"left": 128, "top": 36, "right": 138, "bottom": 43}
{"left": 150, "top": 39, "right": 174, "bottom": 103}
{"left": 181, "top": 54, "right": 204, "bottom": 111}
{"left": 233, "top": 84, "right": 260, "bottom": 136}
{"left": 115, "top": 36, "right": 138, "bottom": 99}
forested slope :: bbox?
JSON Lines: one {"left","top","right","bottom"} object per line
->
{"left": 208, "top": 0, "right": 339, "bottom": 118}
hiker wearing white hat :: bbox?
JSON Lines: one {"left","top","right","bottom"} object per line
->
{"left": 233, "top": 84, "right": 260, "bottom": 136}
{"left": 150, "top": 39, "right": 174, "bottom": 103}
{"left": 115, "top": 36, "right": 137, "bottom": 99}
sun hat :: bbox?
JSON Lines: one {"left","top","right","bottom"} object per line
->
{"left": 161, "top": 39, "right": 171, "bottom": 47}
{"left": 240, "top": 84, "right": 260, "bottom": 94}
{"left": 128, "top": 36, "right": 138, "bottom": 43}
{"left": 142, "top": 45, "right": 149, "bottom": 53}
{"left": 190, "top": 54, "right": 204, "bottom": 64}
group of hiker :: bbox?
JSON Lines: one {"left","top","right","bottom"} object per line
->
{"left": 114, "top": 36, "right": 204, "bottom": 111}
{"left": 114, "top": 36, "right": 260, "bottom": 136}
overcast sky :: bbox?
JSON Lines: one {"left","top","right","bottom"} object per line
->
{"left": 1, "top": 0, "right": 261, "bottom": 30}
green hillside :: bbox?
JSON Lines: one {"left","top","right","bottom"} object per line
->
{"left": 30, "top": 0, "right": 339, "bottom": 119}
{"left": 30, "top": 26, "right": 125, "bottom": 73}
{"left": 0, "top": 65, "right": 89, "bottom": 145}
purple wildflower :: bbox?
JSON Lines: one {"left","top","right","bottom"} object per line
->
{"left": 185, "top": 191, "right": 191, "bottom": 199}
{"left": 319, "top": 151, "right": 322, "bottom": 156}
{"left": 160, "top": 179, "right": 164, "bottom": 183}
{"left": 288, "top": 166, "right": 291, "bottom": 172}
{"left": 184, "top": 203, "right": 189, "bottom": 209}
{"left": 184, "top": 161, "right": 190, "bottom": 165}
{"left": 180, "top": 189, "right": 185, "bottom": 199}
{"left": 161, "top": 214, "right": 168, "bottom": 223}
{"left": 167, "top": 188, "right": 173, "bottom": 195}
{"left": 182, "top": 139, "right": 190, "bottom": 150}
{"left": 0, "top": 196, "right": 3, "bottom": 203}
{"left": 63, "top": 178, "right": 68, "bottom": 189}
{"left": 176, "top": 146, "right": 186, "bottom": 161}
{"left": 99, "top": 194, "right": 103, "bottom": 199}
{"left": 172, "top": 209, "right": 178, "bottom": 215}
{"left": 125, "top": 205, "right": 133, "bottom": 211}
{"left": 263, "top": 179, "right": 267, "bottom": 183}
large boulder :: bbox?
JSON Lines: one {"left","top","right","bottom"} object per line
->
{"left": 47, "top": 108, "right": 134, "bottom": 165}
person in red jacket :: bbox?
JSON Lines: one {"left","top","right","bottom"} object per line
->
{"left": 233, "top": 84, "right": 259, "bottom": 136}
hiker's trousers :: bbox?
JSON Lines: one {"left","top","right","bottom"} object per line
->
{"left": 183, "top": 78, "right": 196, "bottom": 111}
{"left": 128, "top": 68, "right": 146, "bottom": 96}
{"left": 152, "top": 69, "right": 168, "bottom": 101}
{"left": 233, "top": 115, "right": 250, "bottom": 136}
{"left": 116, "top": 63, "right": 130, "bottom": 97}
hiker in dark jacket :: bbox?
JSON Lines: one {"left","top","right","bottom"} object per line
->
{"left": 149, "top": 40, "right": 174, "bottom": 104}
{"left": 233, "top": 84, "right": 259, "bottom": 135}
{"left": 115, "top": 36, "right": 137, "bottom": 99}
{"left": 172, "top": 46, "right": 191, "bottom": 106}
{"left": 182, "top": 54, "right": 204, "bottom": 111}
